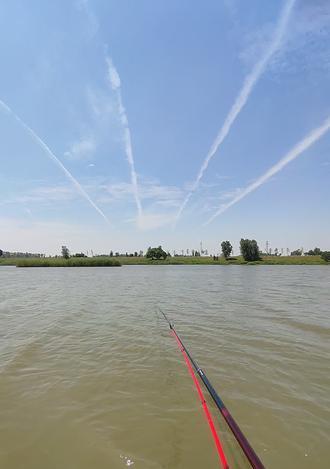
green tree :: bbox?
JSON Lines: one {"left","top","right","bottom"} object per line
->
{"left": 240, "top": 239, "right": 261, "bottom": 261}
{"left": 321, "top": 251, "right": 330, "bottom": 262}
{"left": 109, "top": 250, "right": 113, "bottom": 257}
{"left": 291, "top": 249, "right": 302, "bottom": 256}
{"left": 0, "top": 249, "right": 3, "bottom": 257}
{"left": 307, "top": 247, "right": 322, "bottom": 256}
{"left": 221, "top": 241, "right": 233, "bottom": 259}
{"left": 61, "top": 246, "right": 70, "bottom": 259}
{"left": 146, "top": 246, "right": 167, "bottom": 260}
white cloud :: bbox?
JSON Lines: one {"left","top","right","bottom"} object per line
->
{"left": 105, "top": 56, "right": 121, "bottom": 91}
{"left": 86, "top": 86, "right": 115, "bottom": 119}
{"left": 64, "top": 136, "right": 96, "bottom": 160}
{"left": 1, "top": 185, "right": 76, "bottom": 206}
{"left": 93, "top": 179, "right": 184, "bottom": 230}
{"left": 136, "top": 212, "right": 176, "bottom": 231}
{"left": 218, "top": 187, "right": 243, "bottom": 201}
{"left": 103, "top": 180, "right": 183, "bottom": 209}
{"left": 241, "top": 1, "right": 330, "bottom": 76}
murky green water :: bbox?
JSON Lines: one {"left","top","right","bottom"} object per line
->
{"left": 0, "top": 265, "right": 329, "bottom": 468}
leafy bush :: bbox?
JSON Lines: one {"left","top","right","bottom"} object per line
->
{"left": 146, "top": 246, "right": 167, "bottom": 260}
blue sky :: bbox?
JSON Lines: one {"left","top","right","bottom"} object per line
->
{"left": 0, "top": 0, "right": 329, "bottom": 255}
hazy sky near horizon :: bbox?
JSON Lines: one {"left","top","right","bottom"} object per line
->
{"left": 1, "top": 0, "right": 330, "bottom": 255}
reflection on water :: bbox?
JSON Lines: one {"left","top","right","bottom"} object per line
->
{"left": 0, "top": 265, "right": 329, "bottom": 468}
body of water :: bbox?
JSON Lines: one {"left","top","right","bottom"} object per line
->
{"left": 0, "top": 265, "right": 329, "bottom": 468}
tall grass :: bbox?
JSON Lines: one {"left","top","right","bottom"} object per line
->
{"left": 15, "top": 257, "right": 121, "bottom": 267}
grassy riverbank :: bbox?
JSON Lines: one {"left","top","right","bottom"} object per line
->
{"left": 0, "top": 255, "right": 327, "bottom": 267}
{"left": 120, "top": 255, "right": 328, "bottom": 265}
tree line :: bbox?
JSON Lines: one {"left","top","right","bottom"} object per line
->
{"left": 0, "top": 250, "right": 45, "bottom": 258}
{"left": 219, "top": 240, "right": 330, "bottom": 262}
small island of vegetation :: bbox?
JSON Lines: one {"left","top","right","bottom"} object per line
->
{"left": 15, "top": 257, "right": 122, "bottom": 268}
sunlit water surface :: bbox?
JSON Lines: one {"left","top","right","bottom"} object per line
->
{"left": 0, "top": 265, "right": 329, "bottom": 468}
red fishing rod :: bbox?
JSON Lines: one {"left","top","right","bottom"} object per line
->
{"left": 171, "top": 328, "right": 229, "bottom": 469}
{"left": 161, "top": 310, "right": 265, "bottom": 469}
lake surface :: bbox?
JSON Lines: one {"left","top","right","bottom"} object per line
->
{"left": 0, "top": 265, "right": 329, "bottom": 468}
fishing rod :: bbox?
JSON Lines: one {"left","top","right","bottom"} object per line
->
{"left": 161, "top": 310, "right": 265, "bottom": 469}
{"left": 171, "top": 327, "right": 229, "bottom": 468}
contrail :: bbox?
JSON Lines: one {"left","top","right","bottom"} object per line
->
{"left": 205, "top": 116, "right": 330, "bottom": 225}
{"left": 106, "top": 56, "right": 143, "bottom": 220}
{"left": 0, "top": 99, "right": 110, "bottom": 224}
{"left": 175, "top": 0, "right": 296, "bottom": 223}
{"left": 78, "top": 0, "right": 143, "bottom": 222}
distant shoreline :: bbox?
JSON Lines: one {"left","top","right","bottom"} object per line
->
{"left": 0, "top": 255, "right": 328, "bottom": 267}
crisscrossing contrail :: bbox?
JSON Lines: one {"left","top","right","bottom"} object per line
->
{"left": 175, "top": 0, "right": 297, "bottom": 224}
{"left": 205, "top": 116, "right": 330, "bottom": 225}
{"left": 78, "top": 0, "right": 143, "bottom": 222}
{"left": 0, "top": 99, "right": 110, "bottom": 224}
{"left": 106, "top": 57, "right": 143, "bottom": 220}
